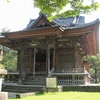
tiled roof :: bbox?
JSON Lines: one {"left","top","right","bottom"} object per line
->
{"left": 53, "top": 16, "right": 85, "bottom": 27}
{"left": 66, "top": 18, "right": 99, "bottom": 29}
{"left": 18, "top": 13, "right": 99, "bottom": 32}
{"left": 24, "top": 19, "right": 36, "bottom": 30}
{"left": 24, "top": 15, "right": 86, "bottom": 30}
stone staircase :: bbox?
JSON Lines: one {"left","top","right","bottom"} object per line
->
{"left": 2, "top": 75, "right": 46, "bottom": 93}
{"left": 2, "top": 84, "right": 45, "bottom": 93}
{"left": 23, "top": 75, "right": 46, "bottom": 85}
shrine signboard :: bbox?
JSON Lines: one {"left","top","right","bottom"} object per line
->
{"left": 46, "top": 77, "right": 57, "bottom": 92}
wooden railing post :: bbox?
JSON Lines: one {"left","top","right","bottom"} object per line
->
{"left": 72, "top": 75, "right": 75, "bottom": 84}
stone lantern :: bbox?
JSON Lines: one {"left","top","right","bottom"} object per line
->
{"left": 0, "top": 66, "right": 7, "bottom": 91}
{"left": 0, "top": 50, "right": 3, "bottom": 61}
{"left": 0, "top": 50, "right": 8, "bottom": 100}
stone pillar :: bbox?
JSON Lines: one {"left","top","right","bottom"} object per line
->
{"left": 0, "top": 50, "right": 3, "bottom": 61}
{"left": 0, "top": 78, "right": 2, "bottom": 91}
{"left": 0, "top": 92, "right": 8, "bottom": 100}
{"left": 0, "top": 50, "right": 8, "bottom": 100}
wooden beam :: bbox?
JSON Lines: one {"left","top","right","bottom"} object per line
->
{"left": 85, "top": 35, "right": 91, "bottom": 55}
{"left": 64, "top": 29, "right": 93, "bottom": 36}
{"left": 4, "top": 26, "right": 60, "bottom": 39}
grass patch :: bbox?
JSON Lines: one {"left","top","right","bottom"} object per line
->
{"left": 9, "top": 92, "right": 100, "bottom": 100}
{"left": 97, "top": 82, "right": 100, "bottom": 84}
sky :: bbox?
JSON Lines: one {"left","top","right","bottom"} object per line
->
{"left": 0, "top": 0, "right": 100, "bottom": 31}
{"left": 0, "top": 0, "right": 40, "bottom": 31}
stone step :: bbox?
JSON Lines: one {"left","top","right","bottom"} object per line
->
{"left": 23, "top": 75, "right": 46, "bottom": 85}
{"left": 2, "top": 84, "right": 45, "bottom": 93}
{"left": 25, "top": 77, "right": 46, "bottom": 80}
{"left": 23, "top": 81, "right": 46, "bottom": 85}
{"left": 16, "top": 92, "right": 38, "bottom": 98}
{"left": 23, "top": 81, "right": 45, "bottom": 85}
{"left": 25, "top": 78, "right": 46, "bottom": 81}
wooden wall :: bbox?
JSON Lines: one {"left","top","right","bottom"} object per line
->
{"left": 55, "top": 50, "right": 75, "bottom": 68}
{"left": 17, "top": 48, "right": 84, "bottom": 74}
{"left": 75, "top": 50, "right": 83, "bottom": 68}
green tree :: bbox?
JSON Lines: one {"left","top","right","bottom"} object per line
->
{"left": 0, "top": 28, "right": 10, "bottom": 33}
{"left": 0, "top": 28, "right": 17, "bottom": 72}
{"left": 83, "top": 53, "right": 100, "bottom": 83}
{"left": 1, "top": 47, "right": 17, "bottom": 72}
{"left": 6, "top": 0, "right": 10, "bottom": 2}
{"left": 34, "top": 0, "right": 100, "bottom": 20}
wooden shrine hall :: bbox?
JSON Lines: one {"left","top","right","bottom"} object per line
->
{"left": 0, "top": 13, "right": 99, "bottom": 85}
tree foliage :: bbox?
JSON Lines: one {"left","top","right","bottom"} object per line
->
{"left": 1, "top": 47, "right": 17, "bottom": 72}
{"left": 34, "top": 0, "right": 100, "bottom": 20}
{"left": 6, "top": 0, "right": 10, "bottom": 2}
{"left": 83, "top": 53, "right": 100, "bottom": 83}
{"left": 0, "top": 28, "right": 17, "bottom": 72}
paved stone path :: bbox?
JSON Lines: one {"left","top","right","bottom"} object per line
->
{"left": 8, "top": 92, "right": 18, "bottom": 98}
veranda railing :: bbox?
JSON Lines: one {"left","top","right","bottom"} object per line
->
{"left": 54, "top": 67, "right": 85, "bottom": 73}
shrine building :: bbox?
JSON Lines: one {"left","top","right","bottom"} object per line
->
{"left": 0, "top": 13, "right": 99, "bottom": 85}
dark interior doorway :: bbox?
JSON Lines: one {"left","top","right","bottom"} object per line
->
{"left": 35, "top": 50, "right": 53, "bottom": 75}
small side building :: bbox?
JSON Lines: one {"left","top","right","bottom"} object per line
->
{"left": 0, "top": 13, "right": 99, "bottom": 85}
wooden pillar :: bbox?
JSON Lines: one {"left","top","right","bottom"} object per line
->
{"left": 46, "top": 44, "right": 50, "bottom": 76}
{"left": 52, "top": 49, "right": 56, "bottom": 69}
{"left": 19, "top": 48, "right": 24, "bottom": 84}
{"left": 17, "top": 52, "right": 20, "bottom": 71}
{"left": 33, "top": 48, "right": 36, "bottom": 76}
{"left": 74, "top": 50, "right": 77, "bottom": 68}
{"left": 29, "top": 49, "right": 32, "bottom": 71}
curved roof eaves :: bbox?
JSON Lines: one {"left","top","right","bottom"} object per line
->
{"left": 63, "top": 18, "right": 99, "bottom": 30}
{"left": 2, "top": 25, "right": 60, "bottom": 36}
